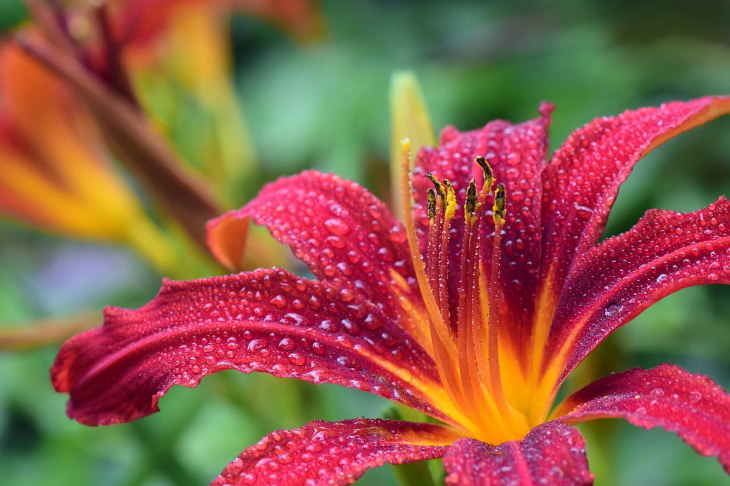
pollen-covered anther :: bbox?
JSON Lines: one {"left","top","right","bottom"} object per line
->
{"left": 427, "top": 188, "right": 437, "bottom": 221}
{"left": 475, "top": 156, "right": 495, "bottom": 196}
{"left": 493, "top": 183, "right": 507, "bottom": 226}
{"left": 464, "top": 178, "right": 479, "bottom": 224}
{"left": 426, "top": 173, "right": 445, "bottom": 200}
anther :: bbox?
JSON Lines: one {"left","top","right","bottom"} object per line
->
{"left": 493, "top": 183, "right": 507, "bottom": 225}
{"left": 464, "top": 178, "right": 478, "bottom": 223}
{"left": 426, "top": 173, "right": 445, "bottom": 200}
{"left": 427, "top": 188, "right": 437, "bottom": 221}
{"left": 475, "top": 156, "right": 494, "bottom": 194}
{"left": 443, "top": 180, "right": 457, "bottom": 219}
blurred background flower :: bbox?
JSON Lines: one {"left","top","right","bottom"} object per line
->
{"left": 0, "top": 0, "right": 728, "bottom": 485}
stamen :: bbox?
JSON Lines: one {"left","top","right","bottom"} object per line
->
{"left": 487, "top": 183, "right": 507, "bottom": 405}
{"left": 456, "top": 178, "right": 489, "bottom": 419}
{"left": 398, "top": 140, "right": 464, "bottom": 411}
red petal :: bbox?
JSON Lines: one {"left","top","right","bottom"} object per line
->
{"left": 410, "top": 104, "right": 552, "bottom": 337}
{"left": 443, "top": 421, "right": 593, "bottom": 485}
{"left": 207, "top": 170, "right": 420, "bottom": 309}
{"left": 556, "top": 364, "right": 730, "bottom": 473}
{"left": 211, "top": 419, "right": 454, "bottom": 486}
{"left": 548, "top": 197, "right": 730, "bottom": 379}
{"left": 52, "top": 269, "right": 447, "bottom": 426}
{"left": 541, "top": 96, "right": 730, "bottom": 292}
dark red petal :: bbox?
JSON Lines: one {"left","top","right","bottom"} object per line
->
{"left": 541, "top": 96, "right": 730, "bottom": 292}
{"left": 211, "top": 419, "right": 454, "bottom": 486}
{"left": 411, "top": 104, "right": 552, "bottom": 338}
{"left": 547, "top": 197, "right": 730, "bottom": 379}
{"left": 556, "top": 364, "right": 730, "bottom": 473}
{"left": 52, "top": 269, "right": 447, "bottom": 426}
{"left": 207, "top": 170, "right": 420, "bottom": 313}
{"left": 443, "top": 421, "right": 593, "bottom": 485}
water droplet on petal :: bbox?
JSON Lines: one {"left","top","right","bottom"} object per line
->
{"left": 324, "top": 218, "right": 351, "bottom": 236}
{"left": 278, "top": 337, "right": 296, "bottom": 351}
{"left": 604, "top": 302, "right": 622, "bottom": 317}
{"left": 287, "top": 352, "right": 306, "bottom": 366}
{"left": 688, "top": 391, "right": 702, "bottom": 403}
{"left": 338, "top": 288, "right": 356, "bottom": 303}
{"left": 271, "top": 295, "right": 287, "bottom": 309}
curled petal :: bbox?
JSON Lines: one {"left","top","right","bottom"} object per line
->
{"left": 207, "top": 170, "right": 420, "bottom": 314}
{"left": 541, "top": 96, "right": 730, "bottom": 292}
{"left": 443, "top": 421, "right": 593, "bottom": 485}
{"left": 556, "top": 364, "right": 730, "bottom": 473}
{"left": 548, "top": 197, "right": 730, "bottom": 380}
{"left": 410, "top": 105, "right": 552, "bottom": 339}
{"left": 212, "top": 419, "right": 455, "bottom": 486}
{"left": 52, "top": 269, "right": 449, "bottom": 426}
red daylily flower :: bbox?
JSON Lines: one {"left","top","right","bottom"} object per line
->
{"left": 53, "top": 97, "right": 730, "bottom": 484}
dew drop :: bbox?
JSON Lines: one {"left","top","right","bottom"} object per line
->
{"left": 311, "top": 341, "right": 325, "bottom": 356}
{"left": 650, "top": 387, "right": 664, "bottom": 397}
{"left": 656, "top": 273, "right": 668, "bottom": 283}
{"left": 270, "top": 295, "right": 287, "bottom": 309}
{"left": 278, "top": 337, "right": 296, "bottom": 351}
{"left": 324, "top": 218, "right": 351, "bottom": 236}
{"left": 319, "top": 320, "right": 339, "bottom": 332}
{"left": 338, "top": 288, "right": 356, "bottom": 303}
{"left": 362, "top": 313, "right": 383, "bottom": 330}
{"left": 604, "top": 302, "right": 622, "bottom": 317}
{"left": 326, "top": 235, "right": 345, "bottom": 249}
{"left": 287, "top": 352, "right": 306, "bottom": 366}
{"left": 688, "top": 391, "right": 702, "bottom": 403}
{"left": 388, "top": 225, "right": 406, "bottom": 243}
{"left": 308, "top": 295, "right": 322, "bottom": 310}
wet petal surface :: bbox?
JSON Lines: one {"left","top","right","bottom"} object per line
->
{"left": 211, "top": 419, "right": 454, "bottom": 486}
{"left": 557, "top": 364, "right": 730, "bottom": 473}
{"left": 443, "top": 421, "right": 593, "bottom": 485}
{"left": 548, "top": 197, "right": 730, "bottom": 380}
{"left": 51, "top": 269, "right": 449, "bottom": 425}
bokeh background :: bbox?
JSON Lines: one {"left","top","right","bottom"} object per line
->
{"left": 1, "top": 0, "right": 729, "bottom": 484}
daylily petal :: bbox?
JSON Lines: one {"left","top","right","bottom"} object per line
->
{"left": 541, "top": 96, "right": 730, "bottom": 294}
{"left": 52, "top": 269, "right": 453, "bottom": 426}
{"left": 0, "top": 42, "right": 138, "bottom": 241}
{"left": 212, "top": 419, "right": 455, "bottom": 486}
{"left": 411, "top": 105, "right": 552, "bottom": 340}
{"left": 16, "top": 34, "right": 224, "bottom": 249}
{"left": 556, "top": 364, "right": 730, "bottom": 473}
{"left": 443, "top": 421, "right": 593, "bottom": 485}
{"left": 207, "top": 171, "right": 422, "bottom": 325}
{"left": 548, "top": 196, "right": 730, "bottom": 380}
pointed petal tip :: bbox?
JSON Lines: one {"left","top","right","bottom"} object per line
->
{"left": 539, "top": 100, "right": 555, "bottom": 118}
{"left": 558, "top": 364, "right": 730, "bottom": 474}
